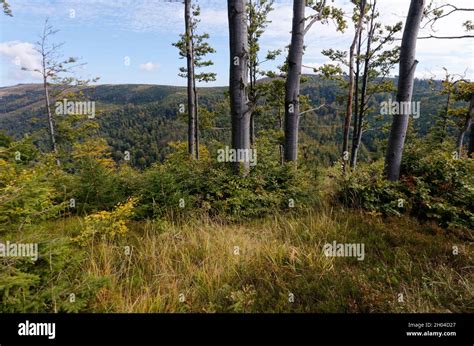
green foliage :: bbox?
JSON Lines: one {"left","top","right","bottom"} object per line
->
{"left": 337, "top": 144, "right": 474, "bottom": 231}
{"left": 1, "top": 77, "right": 451, "bottom": 169}
{"left": 65, "top": 139, "right": 138, "bottom": 214}
{"left": 0, "top": 234, "right": 107, "bottom": 312}
{"left": 336, "top": 160, "right": 406, "bottom": 215}
{"left": 73, "top": 198, "right": 136, "bottom": 245}
{"left": 137, "top": 140, "right": 317, "bottom": 220}
{"left": 401, "top": 144, "right": 474, "bottom": 230}
{"left": 1, "top": 1, "right": 472, "bottom": 314}
{"left": 307, "top": 0, "right": 347, "bottom": 32}
{"left": 0, "top": 158, "right": 65, "bottom": 231}
{"left": 427, "top": 70, "right": 473, "bottom": 147}
{"left": 0, "top": 134, "right": 39, "bottom": 164}
{"left": 172, "top": 3, "right": 216, "bottom": 82}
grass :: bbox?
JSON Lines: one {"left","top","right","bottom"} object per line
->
{"left": 3, "top": 207, "right": 472, "bottom": 313}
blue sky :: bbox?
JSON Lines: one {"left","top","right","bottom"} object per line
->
{"left": 1, "top": 0, "right": 473, "bottom": 87}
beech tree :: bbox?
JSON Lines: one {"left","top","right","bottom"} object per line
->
{"left": 283, "top": 0, "right": 305, "bottom": 163}
{"left": 284, "top": 0, "right": 345, "bottom": 163}
{"left": 384, "top": 0, "right": 425, "bottom": 181}
{"left": 228, "top": 0, "right": 251, "bottom": 173}
{"left": 174, "top": 0, "right": 216, "bottom": 159}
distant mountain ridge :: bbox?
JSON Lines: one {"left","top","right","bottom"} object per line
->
{"left": 0, "top": 76, "right": 448, "bottom": 168}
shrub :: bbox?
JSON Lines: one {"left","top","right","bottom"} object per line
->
{"left": 401, "top": 146, "right": 474, "bottom": 230}
{"left": 337, "top": 145, "right": 474, "bottom": 230}
{"left": 0, "top": 158, "right": 65, "bottom": 231}
{"left": 0, "top": 235, "right": 107, "bottom": 313}
{"left": 73, "top": 198, "right": 137, "bottom": 245}
{"left": 137, "top": 140, "right": 319, "bottom": 220}
{"left": 66, "top": 139, "right": 139, "bottom": 214}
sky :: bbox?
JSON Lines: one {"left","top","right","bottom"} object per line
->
{"left": 0, "top": 0, "right": 473, "bottom": 87}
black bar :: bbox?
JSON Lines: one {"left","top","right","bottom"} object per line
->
{"left": 0, "top": 313, "right": 472, "bottom": 345}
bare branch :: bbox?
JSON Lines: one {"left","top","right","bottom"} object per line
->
{"left": 417, "top": 34, "right": 474, "bottom": 39}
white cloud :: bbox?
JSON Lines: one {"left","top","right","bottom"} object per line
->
{"left": 4, "top": 0, "right": 473, "bottom": 84}
{"left": 262, "top": 0, "right": 473, "bottom": 80}
{"left": 139, "top": 62, "right": 159, "bottom": 72}
{"left": 0, "top": 41, "right": 42, "bottom": 81}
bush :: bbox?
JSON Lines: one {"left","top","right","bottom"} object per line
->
{"left": 401, "top": 145, "right": 474, "bottom": 230}
{"left": 0, "top": 158, "right": 65, "bottom": 231}
{"left": 73, "top": 198, "right": 136, "bottom": 245}
{"left": 0, "top": 235, "right": 107, "bottom": 313}
{"left": 65, "top": 139, "right": 139, "bottom": 214}
{"left": 337, "top": 145, "right": 474, "bottom": 230}
{"left": 137, "top": 140, "right": 319, "bottom": 220}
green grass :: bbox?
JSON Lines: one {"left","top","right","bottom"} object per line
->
{"left": 2, "top": 208, "right": 472, "bottom": 313}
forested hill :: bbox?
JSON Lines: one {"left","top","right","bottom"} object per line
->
{"left": 0, "top": 76, "right": 447, "bottom": 168}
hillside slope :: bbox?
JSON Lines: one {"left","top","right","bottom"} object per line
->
{"left": 0, "top": 76, "right": 449, "bottom": 168}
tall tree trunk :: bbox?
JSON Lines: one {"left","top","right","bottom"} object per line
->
{"left": 194, "top": 89, "right": 200, "bottom": 160}
{"left": 278, "top": 106, "right": 284, "bottom": 164}
{"left": 43, "top": 74, "right": 60, "bottom": 166}
{"left": 249, "top": 3, "right": 256, "bottom": 147}
{"left": 250, "top": 63, "right": 256, "bottom": 146}
{"left": 228, "top": 0, "right": 251, "bottom": 173}
{"left": 458, "top": 93, "right": 474, "bottom": 157}
{"left": 250, "top": 113, "right": 255, "bottom": 145}
{"left": 284, "top": 0, "right": 305, "bottom": 162}
{"left": 185, "top": 0, "right": 197, "bottom": 158}
{"left": 384, "top": 0, "right": 425, "bottom": 181}
{"left": 343, "top": 0, "right": 365, "bottom": 172}
{"left": 350, "top": 27, "right": 363, "bottom": 168}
